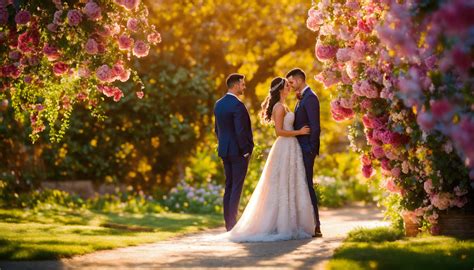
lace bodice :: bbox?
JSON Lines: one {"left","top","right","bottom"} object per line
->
{"left": 283, "top": 112, "right": 295, "bottom": 131}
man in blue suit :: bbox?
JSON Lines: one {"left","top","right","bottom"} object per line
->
{"left": 214, "top": 73, "right": 254, "bottom": 231}
{"left": 286, "top": 68, "right": 322, "bottom": 237}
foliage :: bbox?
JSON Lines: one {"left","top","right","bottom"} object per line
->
{"left": 328, "top": 228, "right": 474, "bottom": 270}
{"left": 145, "top": 0, "right": 315, "bottom": 108}
{"left": 0, "top": 0, "right": 160, "bottom": 142}
{"left": 307, "top": 0, "right": 474, "bottom": 229}
{"left": 0, "top": 60, "right": 215, "bottom": 190}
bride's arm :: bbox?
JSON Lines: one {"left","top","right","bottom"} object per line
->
{"left": 273, "top": 104, "right": 310, "bottom": 137}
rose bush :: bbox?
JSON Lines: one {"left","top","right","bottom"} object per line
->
{"left": 307, "top": 0, "right": 473, "bottom": 231}
{"left": 0, "top": 0, "right": 161, "bottom": 142}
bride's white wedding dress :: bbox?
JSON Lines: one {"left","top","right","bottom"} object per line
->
{"left": 225, "top": 111, "right": 315, "bottom": 242}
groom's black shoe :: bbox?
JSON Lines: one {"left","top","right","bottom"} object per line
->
{"left": 313, "top": 225, "right": 323, "bottom": 238}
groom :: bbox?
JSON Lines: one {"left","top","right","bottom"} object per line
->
{"left": 214, "top": 73, "right": 254, "bottom": 231}
{"left": 286, "top": 68, "right": 322, "bottom": 237}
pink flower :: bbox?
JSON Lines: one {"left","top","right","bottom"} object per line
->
{"left": 426, "top": 212, "right": 439, "bottom": 225}
{"left": 15, "top": 10, "right": 31, "bottom": 25}
{"left": 136, "top": 91, "right": 144, "bottom": 99}
{"left": 67, "top": 9, "right": 83, "bottom": 26}
{"left": 381, "top": 159, "right": 392, "bottom": 171}
{"left": 47, "top": 23, "right": 58, "bottom": 32}
{"left": 362, "top": 114, "right": 375, "bottom": 129}
{"left": 127, "top": 18, "right": 139, "bottom": 32}
{"left": 43, "top": 44, "right": 60, "bottom": 61}
{"left": 372, "top": 145, "right": 385, "bottom": 159}
{"left": 453, "top": 196, "right": 468, "bottom": 208}
{"left": 147, "top": 32, "right": 161, "bottom": 44}
{"left": 360, "top": 99, "right": 372, "bottom": 110}
{"left": 430, "top": 192, "right": 452, "bottom": 210}
{"left": 336, "top": 48, "right": 352, "bottom": 62}
{"left": 118, "top": 35, "right": 133, "bottom": 50}
{"left": 430, "top": 99, "right": 453, "bottom": 120}
{"left": 315, "top": 40, "right": 337, "bottom": 61}
{"left": 111, "top": 62, "right": 130, "bottom": 82}
{"left": 24, "top": 76, "right": 32, "bottom": 84}
{"left": 83, "top": 1, "right": 102, "bottom": 20}
{"left": 53, "top": 62, "right": 69, "bottom": 76}
{"left": 353, "top": 80, "right": 378, "bottom": 98}
{"left": 78, "top": 66, "right": 91, "bottom": 78}
{"left": 133, "top": 40, "right": 149, "bottom": 57}
{"left": 85, "top": 39, "right": 99, "bottom": 55}
{"left": 98, "top": 85, "right": 116, "bottom": 97}
{"left": 77, "top": 92, "right": 88, "bottom": 101}
{"left": 315, "top": 70, "right": 339, "bottom": 87}
{"left": 345, "top": 61, "right": 358, "bottom": 79}
{"left": 366, "top": 129, "right": 382, "bottom": 146}
{"left": 96, "top": 65, "right": 113, "bottom": 82}
{"left": 97, "top": 25, "right": 113, "bottom": 37}
{"left": 357, "top": 18, "right": 373, "bottom": 33}
{"left": 454, "top": 186, "right": 468, "bottom": 197}
{"left": 330, "top": 99, "right": 354, "bottom": 121}
{"left": 113, "top": 89, "right": 124, "bottom": 102}
{"left": 339, "top": 96, "right": 354, "bottom": 109}
{"left": 124, "top": 0, "right": 140, "bottom": 10}
{"left": 424, "top": 55, "right": 437, "bottom": 69}
{"left": 345, "top": 0, "right": 359, "bottom": 9}
{"left": 391, "top": 167, "right": 401, "bottom": 177}
{"left": 386, "top": 178, "right": 401, "bottom": 194}
{"left": 17, "top": 28, "right": 40, "bottom": 53}
{"left": 120, "top": 69, "right": 131, "bottom": 82}
{"left": 352, "top": 40, "right": 367, "bottom": 61}
{"left": 306, "top": 15, "right": 322, "bottom": 32}
{"left": 98, "top": 85, "right": 124, "bottom": 102}
{"left": 417, "top": 112, "right": 435, "bottom": 131}
{"left": 362, "top": 165, "right": 373, "bottom": 178}
{"left": 53, "top": 10, "right": 63, "bottom": 25}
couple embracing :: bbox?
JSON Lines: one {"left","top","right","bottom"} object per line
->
{"left": 214, "top": 68, "right": 322, "bottom": 242}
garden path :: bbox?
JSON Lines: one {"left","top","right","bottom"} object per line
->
{"left": 0, "top": 205, "right": 389, "bottom": 270}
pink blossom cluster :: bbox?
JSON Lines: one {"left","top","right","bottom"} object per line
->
{"left": 307, "top": 0, "right": 473, "bottom": 226}
{"left": 0, "top": 0, "right": 161, "bottom": 141}
{"left": 330, "top": 99, "right": 354, "bottom": 122}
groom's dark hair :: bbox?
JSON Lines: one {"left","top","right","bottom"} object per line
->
{"left": 226, "top": 73, "right": 245, "bottom": 89}
{"left": 286, "top": 68, "right": 306, "bottom": 81}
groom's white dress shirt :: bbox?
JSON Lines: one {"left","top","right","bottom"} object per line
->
{"left": 301, "top": 86, "right": 310, "bottom": 96}
{"left": 226, "top": 92, "right": 242, "bottom": 102}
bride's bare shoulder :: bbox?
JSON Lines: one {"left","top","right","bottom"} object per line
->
{"left": 272, "top": 102, "right": 285, "bottom": 115}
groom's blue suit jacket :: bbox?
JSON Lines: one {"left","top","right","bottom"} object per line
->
{"left": 294, "top": 87, "right": 321, "bottom": 156}
{"left": 214, "top": 94, "right": 254, "bottom": 158}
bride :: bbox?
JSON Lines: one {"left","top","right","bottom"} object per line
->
{"left": 226, "top": 77, "right": 315, "bottom": 242}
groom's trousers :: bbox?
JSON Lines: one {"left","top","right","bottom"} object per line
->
{"left": 221, "top": 154, "right": 250, "bottom": 231}
{"left": 302, "top": 152, "right": 321, "bottom": 227}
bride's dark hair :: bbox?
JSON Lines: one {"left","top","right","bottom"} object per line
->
{"left": 260, "top": 77, "right": 286, "bottom": 124}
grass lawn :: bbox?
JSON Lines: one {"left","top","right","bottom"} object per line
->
{"left": 0, "top": 207, "right": 223, "bottom": 260}
{"left": 328, "top": 227, "right": 474, "bottom": 270}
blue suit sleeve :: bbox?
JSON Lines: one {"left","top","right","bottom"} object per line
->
{"left": 233, "top": 103, "right": 251, "bottom": 155}
{"left": 304, "top": 95, "right": 320, "bottom": 154}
